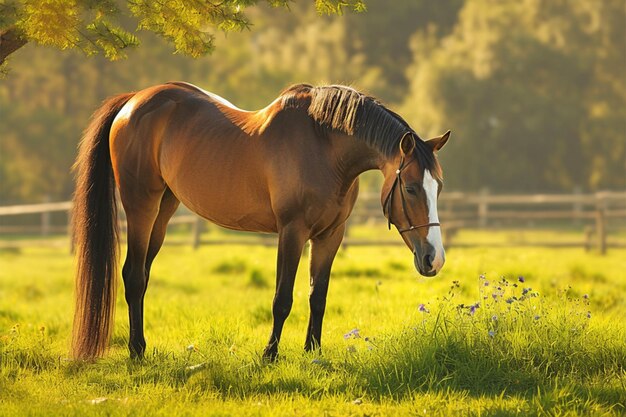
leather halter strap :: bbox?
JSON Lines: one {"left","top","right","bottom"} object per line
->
{"left": 382, "top": 154, "right": 441, "bottom": 234}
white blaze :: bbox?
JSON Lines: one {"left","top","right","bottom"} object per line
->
{"left": 423, "top": 170, "right": 445, "bottom": 272}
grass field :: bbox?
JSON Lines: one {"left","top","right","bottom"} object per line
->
{"left": 1, "top": 232, "right": 625, "bottom": 416}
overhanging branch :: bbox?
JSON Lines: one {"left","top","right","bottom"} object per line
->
{"left": 0, "top": 27, "right": 28, "bottom": 65}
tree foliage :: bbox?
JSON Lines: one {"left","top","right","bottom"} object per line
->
{"left": 0, "top": 0, "right": 366, "bottom": 66}
{"left": 402, "top": 0, "right": 625, "bottom": 191}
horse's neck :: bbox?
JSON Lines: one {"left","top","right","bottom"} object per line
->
{"left": 330, "top": 134, "right": 387, "bottom": 189}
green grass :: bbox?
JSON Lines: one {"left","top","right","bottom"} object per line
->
{"left": 1, "top": 234, "right": 625, "bottom": 416}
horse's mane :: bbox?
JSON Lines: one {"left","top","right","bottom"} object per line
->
{"left": 280, "top": 84, "right": 439, "bottom": 175}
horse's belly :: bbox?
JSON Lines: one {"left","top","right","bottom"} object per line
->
{"left": 159, "top": 133, "right": 278, "bottom": 233}
{"left": 166, "top": 175, "right": 277, "bottom": 234}
{"left": 193, "top": 202, "right": 278, "bottom": 234}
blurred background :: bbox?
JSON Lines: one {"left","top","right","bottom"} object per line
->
{"left": 0, "top": 0, "right": 624, "bottom": 248}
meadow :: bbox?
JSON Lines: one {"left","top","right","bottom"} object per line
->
{"left": 1, "top": 230, "right": 625, "bottom": 416}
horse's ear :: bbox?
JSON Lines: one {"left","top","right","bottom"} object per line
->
{"left": 399, "top": 133, "right": 416, "bottom": 157}
{"left": 426, "top": 130, "right": 451, "bottom": 153}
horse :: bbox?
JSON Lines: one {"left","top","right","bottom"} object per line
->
{"left": 71, "top": 82, "right": 450, "bottom": 361}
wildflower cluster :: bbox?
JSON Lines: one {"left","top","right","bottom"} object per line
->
{"left": 342, "top": 328, "right": 376, "bottom": 352}
{"left": 473, "top": 274, "right": 544, "bottom": 337}
{"left": 485, "top": 275, "right": 539, "bottom": 305}
{"left": 343, "top": 328, "right": 361, "bottom": 340}
{"left": 415, "top": 274, "right": 592, "bottom": 340}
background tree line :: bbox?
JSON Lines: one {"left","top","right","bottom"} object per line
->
{"left": 0, "top": 0, "right": 624, "bottom": 205}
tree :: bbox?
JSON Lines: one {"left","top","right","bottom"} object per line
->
{"left": 0, "top": 105, "right": 76, "bottom": 200}
{"left": 344, "top": 0, "right": 463, "bottom": 102}
{"left": 402, "top": 0, "right": 625, "bottom": 192}
{"left": 0, "top": 0, "right": 366, "bottom": 68}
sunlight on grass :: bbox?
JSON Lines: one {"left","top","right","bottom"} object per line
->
{"left": 1, "top": 238, "right": 625, "bottom": 416}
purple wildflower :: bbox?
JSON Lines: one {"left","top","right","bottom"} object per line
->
{"left": 343, "top": 328, "right": 361, "bottom": 339}
{"left": 518, "top": 276, "right": 525, "bottom": 283}
{"left": 505, "top": 298, "right": 515, "bottom": 304}
{"left": 484, "top": 281, "right": 490, "bottom": 287}
{"left": 586, "top": 311, "right": 591, "bottom": 319}
{"left": 534, "top": 315, "right": 540, "bottom": 320}
{"left": 418, "top": 304, "right": 430, "bottom": 313}
{"left": 469, "top": 303, "right": 480, "bottom": 315}
{"left": 492, "top": 315, "right": 498, "bottom": 321}
{"left": 522, "top": 287, "right": 532, "bottom": 296}
{"left": 488, "top": 330, "right": 495, "bottom": 338}
{"left": 583, "top": 294, "right": 589, "bottom": 300}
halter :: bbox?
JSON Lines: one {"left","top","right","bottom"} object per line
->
{"left": 382, "top": 141, "right": 441, "bottom": 234}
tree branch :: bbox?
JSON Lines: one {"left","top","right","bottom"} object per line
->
{"left": 0, "top": 27, "right": 27, "bottom": 65}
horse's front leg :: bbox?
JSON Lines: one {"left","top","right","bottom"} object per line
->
{"left": 304, "top": 224, "right": 345, "bottom": 352}
{"left": 262, "top": 221, "right": 308, "bottom": 361}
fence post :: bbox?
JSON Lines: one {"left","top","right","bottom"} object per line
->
{"left": 595, "top": 193, "right": 607, "bottom": 255}
{"left": 572, "top": 186, "right": 582, "bottom": 225}
{"left": 583, "top": 226, "right": 593, "bottom": 252}
{"left": 478, "top": 188, "right": 489, "bottom": 228}
{"left": 41, "top": 195, "right": 51, "bottom": 236}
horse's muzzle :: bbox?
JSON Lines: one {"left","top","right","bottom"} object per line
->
{"left": 413, "top": 243, "right": 444, "bottom": 277}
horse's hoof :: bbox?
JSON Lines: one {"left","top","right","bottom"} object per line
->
{"left": 262, "top": 347, "right": 278, "bottom": 363}
{"left": 129, "top": 345, "right": 145, "bottom": 360}
{"left": 304, "top": 341, "right": 321, "bottom": 352}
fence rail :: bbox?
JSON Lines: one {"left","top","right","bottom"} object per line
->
{"left": 1, "top": 191, "right": 624, "bottom": 253}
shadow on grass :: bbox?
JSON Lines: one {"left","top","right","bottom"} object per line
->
{"left": 33, "top": 326, "right": 622, "bottom": 416}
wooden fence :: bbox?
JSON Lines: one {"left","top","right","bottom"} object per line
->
{"left": 0, "top": 191, "right": 624, "bottom": 253}
{"left": 347, "top": 190, "right": 626, "bottom": 253}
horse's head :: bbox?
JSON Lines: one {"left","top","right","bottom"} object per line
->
{"left": 381, "top": 131, "right": 450, "bottom": 277}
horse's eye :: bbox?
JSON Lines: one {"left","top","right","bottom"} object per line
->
{"left": 405, "top": 186, "right": 418, "bottom": 196}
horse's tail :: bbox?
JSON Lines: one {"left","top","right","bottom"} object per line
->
{"left": 71, "top": 93, "right": 134, "bottom": 360}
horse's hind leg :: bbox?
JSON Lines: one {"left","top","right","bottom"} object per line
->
{"left": 121, "top": 188, "right": 179, "bottom": 358}
{"left": 145, "top": 188, "right": 180, "bottom": 276}
{"left": 120, "top": 187, "right": 164, "bottom": 359}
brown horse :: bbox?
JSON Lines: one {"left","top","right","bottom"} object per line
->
{"left": 71, "top": 82, "right": 450, "bottom": 360}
